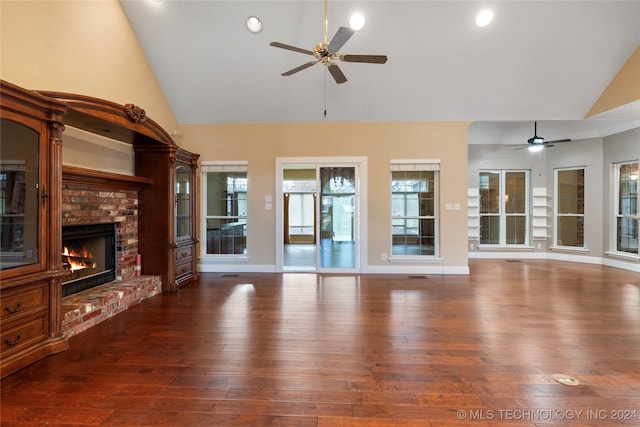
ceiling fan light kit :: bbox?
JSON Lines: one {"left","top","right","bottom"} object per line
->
{"left": 270, "top": 0, "right": 387, "bottom": 84}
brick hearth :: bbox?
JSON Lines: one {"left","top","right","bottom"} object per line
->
{"left": 62, "top": 275, "right": 161, "bottom": 338}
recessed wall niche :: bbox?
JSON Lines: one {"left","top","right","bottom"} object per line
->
{"left": 62, "top": 126, "right": 134, "bottom": 176}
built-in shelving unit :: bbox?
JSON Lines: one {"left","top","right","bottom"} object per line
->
{"left": 467, "top": 188, "right": 480, "bottom": 242}
{"left": 532, "top": 187, "right": 551, "bottom": 240}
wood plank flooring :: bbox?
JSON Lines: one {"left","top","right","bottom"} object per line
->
{"left": 2, "top": 260, "right": 639, "bottom": 426}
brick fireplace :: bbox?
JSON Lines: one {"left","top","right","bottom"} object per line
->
{"left": 60, "top": 166, "right": 161, "bottom": 337}
{"left": 61, "top": 183, "right": 139, "bottom": 280}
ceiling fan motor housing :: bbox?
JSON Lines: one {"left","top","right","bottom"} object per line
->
{"left": 528, "top": 136, "right": 544, "bottom": 145}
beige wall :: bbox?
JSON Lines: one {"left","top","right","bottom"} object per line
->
{"left": 586, "top": 45, "right": 640, "bottom": 118}
{"left": 181, "top": 122, "right": 470, "bottom": 272}
{"left": 0, "top": 0, "right": 178, "bottom": 133}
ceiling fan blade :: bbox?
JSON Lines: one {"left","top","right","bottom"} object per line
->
{"left": 328, "top": 27, "right": 355, "bottom": 52}
{"left": 327, "top": 63, "right": 347, "bottom": 84}
{"left": 281, "top": 61, "right": 317, "bottom": 76}
{"left": 341, "top": 54, "right": 388, "bottom": 64}
{"left": 545, "top": 138, "right": 571, "bottom": 144}
{"left": 270, "top": 42, "right": 315, "bottom": 56}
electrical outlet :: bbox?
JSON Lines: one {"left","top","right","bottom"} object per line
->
{"left": 381, "top": 252, "right": 388, "bottom": 261}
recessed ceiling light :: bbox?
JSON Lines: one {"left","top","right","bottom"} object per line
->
{"left": 349, "top": 13, "right": 365, "bottom": 31}
{"left": 246, "top": 16, "right": 262, "bottom": 34}
{"left": 476, "top": 9, "right": 493, "bottom": 27}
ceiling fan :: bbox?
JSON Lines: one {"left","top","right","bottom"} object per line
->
{"left": 269, "top": 0, "right": 387, "bottom": 84}
{"left": 515, "top": 122, "right": 572, "bottom": 152}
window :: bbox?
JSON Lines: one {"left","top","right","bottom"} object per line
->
{"left": 202, "top": 163, "right": 248, "bottom": 255}
{"left": 554, "top": 168, "right": 585, "bottom": 248}
{"left": 614, "top": 161, "right": 638, "bottom": 255}
{"left": 390, "top": 161, "right": 439, "bottom": 257}
{"left": 479, "top": 170, "right": 529, "bottom": 245}
{"left": 283, "top": 179, "right": 316, "bottom": 236}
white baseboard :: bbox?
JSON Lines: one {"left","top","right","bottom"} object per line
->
{"left": 365, "top": 265, "right": 470, "bottom": 275}
{"left": 199, "top": 254, "right": 638, "bottom": 274}
{"left": 198, "top": 263, "right": 470, "bottom": 275}
{"left": 469, "top": 251, "right": 640, "bottom": 272}
{"left": 198, "top": 263, "right": 277, "bottom": 273}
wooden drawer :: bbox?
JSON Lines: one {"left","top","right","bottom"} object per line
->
{"left": 1, "top": 313, "right": 48, "bottom": 356}
{"left": 1, "top": 283, "right": 48, "bottom": 324}
{"left": 175, "top": 257, "right": 193, "bottom": 279}
{"left": 175, "top": 246, "right": 192, "bottom": 262}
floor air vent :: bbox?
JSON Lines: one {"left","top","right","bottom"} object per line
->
{"left": 506, "top": 259, "right": 521, "bottom": 262}
{"left": 222, "top": 274, "right": 239, "bottom": 277}
{"left": 408, "top": 275, "right": 428, "bottom": 279}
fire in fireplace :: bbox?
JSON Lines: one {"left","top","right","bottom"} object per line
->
{"left": 61, "top": 223, "right": 116, "bottom": 297}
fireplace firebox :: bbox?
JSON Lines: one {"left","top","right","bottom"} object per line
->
{"left": 61, "top": 223, "right": 116, "bottom": 297}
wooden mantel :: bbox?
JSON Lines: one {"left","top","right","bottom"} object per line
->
{"left": 62, "top": 165, "right": 153, "bottom": 190}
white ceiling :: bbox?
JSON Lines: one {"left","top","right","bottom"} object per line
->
{"left": 119, "top": 0, "right": 640, "bottom": 144}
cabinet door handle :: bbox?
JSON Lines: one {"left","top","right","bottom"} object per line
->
{"left": 4, "top": 301, "right": 23, "bottom": 314}
{"left": 5, "top": 332, "right": 23, "bottom": 346}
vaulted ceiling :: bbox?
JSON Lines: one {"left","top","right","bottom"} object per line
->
{"left": 120, "top": 1, "right": 640, "bottom": 144}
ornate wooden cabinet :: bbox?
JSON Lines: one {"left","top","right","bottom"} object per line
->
{"left": 0, "top": 80, "right": 69, "bottom": 378}
{"left": 173, "top": 149, "right": 200, "bottom": 287}
{"left": 38, "top": 90, "right": 200, "bottom": 293}
{"left": 135, "top": 146, "right": 200, "bottom": 292}
{"left": 0, "top": 80, "right": 200, "bottom": 377}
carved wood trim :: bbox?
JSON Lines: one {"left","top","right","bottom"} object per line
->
{"left": 36, "top": 91, "right": 176, "bottom": 148}
{"left": 1, "top": 81, "right": 67, "bottom": 125}
{"left": 124, "top": 104, "right": 147, "bottom": 124}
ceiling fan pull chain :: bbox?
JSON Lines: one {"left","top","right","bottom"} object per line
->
{"left": 324, "top": 68, "right": 328, "bottom": 118}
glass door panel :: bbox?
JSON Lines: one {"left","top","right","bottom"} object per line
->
{"left": 319, "top": 166, "right": 356, "bottom": 269}
{"left": 175, "top": 166, "right": 190, "bottom": 239}
{"left": 1, "top": 119, "right": 40, "bottom": 270}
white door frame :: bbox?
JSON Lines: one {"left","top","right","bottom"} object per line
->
{"left": 275, "top": 156, "right": 368, "bottom": 273}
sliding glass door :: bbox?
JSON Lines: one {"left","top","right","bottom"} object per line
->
{"left": 319, "top": 166, "right": 356, "bottom": 269}
{"left": 277, "top": 158, "right": 364, "bottom": 273}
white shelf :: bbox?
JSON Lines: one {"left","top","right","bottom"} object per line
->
{"left": 467, "top": 188, "right": 480, "bottom": 240}
{"left": 532, "top": 187, "right": 550, "bottom": 240}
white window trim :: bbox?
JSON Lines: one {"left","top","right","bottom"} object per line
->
{"left": 552, "top": 166, "right": 587, "bottom": 250}
{"left": 479, "top": 170, "right": 530, "bottom": 247}
{"left": 610, "top": 160, "right": 639, "bottom": 258}
{"left": 389, "top": 159, "right": 440, "bottom": 260}
{"left": 200, "top": 161, "right": 249, "bottom": 260}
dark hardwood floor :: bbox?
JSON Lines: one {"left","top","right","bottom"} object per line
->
{"left": 2, "top": 259, "right": 639, "bottom": 426}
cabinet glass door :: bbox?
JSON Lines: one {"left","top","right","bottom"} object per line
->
{"left": 0, "top": 119, "right": 40, "bottom": 270}
{"left": 175, "top": 166, "right": 191, "bottom": 239}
